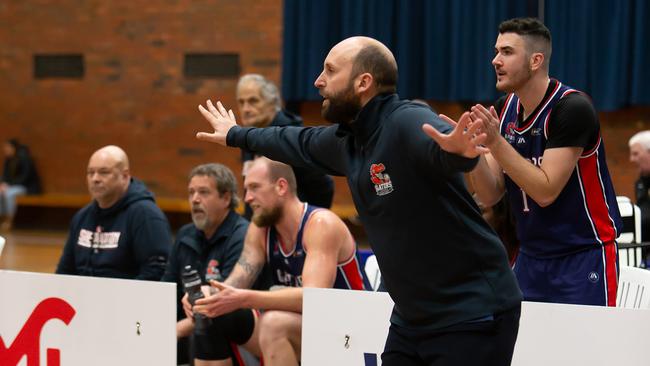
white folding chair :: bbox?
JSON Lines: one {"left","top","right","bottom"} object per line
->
{"left": 616, "top": 196, "right": 643, "bottom": 267}
{"left": 364, "top": 254, "right": 382, "bottom": 291}
{"left": 616, "top": 266, "right": 650, "bottom": 309}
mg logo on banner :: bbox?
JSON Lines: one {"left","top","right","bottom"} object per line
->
{"left": 0, "top": 298, "right": 76, "bottom": 366}
{"left": 0, "top": 270, "right": 175, "bottom": 366}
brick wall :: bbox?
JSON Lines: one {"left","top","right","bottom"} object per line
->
{"left": 1, "top": 0, "right": 649, "bottom": 207}
{"left": 0, "top": 0, "right": 283, "bottom": 198}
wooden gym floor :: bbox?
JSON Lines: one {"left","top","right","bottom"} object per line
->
{"left": 0, "top": 223, "right": 369, "bottom": 275}
{"left": 0, "top": 230, "right": 66, "bottom": 273}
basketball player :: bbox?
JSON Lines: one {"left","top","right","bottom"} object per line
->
{"left": 433, "top": 18, "right": 621, "bottom": 306}
{"left": 186, "top": 157, "right": 367, "bottom": 366}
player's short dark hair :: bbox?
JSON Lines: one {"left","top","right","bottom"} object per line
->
{"left": 499, "top": 17, "right": 551, "bottom": 43}
{"left": 351, "top": 45, "right": 398, "bottom": 94}
{"left": 499, "top": 17, "right": 552, "bottom": 67}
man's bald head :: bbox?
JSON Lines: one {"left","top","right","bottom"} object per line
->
{"left": 338, "top": 36, "right": 398, "bottom": 94}
{"left": 315, "top": 36, "right": 398, "bottom": 123}
{"left": 89, "top": 145, "right": 130, "bottom": 171}
{"left": 87, "top": 145, "right": 131, "bottom": 208}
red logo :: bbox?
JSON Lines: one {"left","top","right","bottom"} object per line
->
{"left": 0, "top": 297, "right": 76, "bottom": 366}
{"left": 206, "top": 259, "right": 224, "bottom": 281}
{"left": 369, "top": 163, "right": 394, "bottom": 196}
{"left": 504, "top": 121, "right": 517, "bottom": 143}
{"left": 206, "top": 259, "right": 220, "bottom": 275}
{"left": 370, "top": 164, "right": 389, "bottom": 185}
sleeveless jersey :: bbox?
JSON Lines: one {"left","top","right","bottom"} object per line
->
{"left": 266, "top": 203, "right": 367, "bottom": 289}
{"left": 498, "top": 80, "right": 622, "bottom": 258}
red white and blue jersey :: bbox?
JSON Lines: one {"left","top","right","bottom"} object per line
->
{"left": 265, "top": 203, "right": 367, "bottom": 290}
{"left": 498, "top": 80, "right": 622, "bottom": 258}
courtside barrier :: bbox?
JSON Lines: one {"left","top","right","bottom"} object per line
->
{"left": 0, "top": 270, "right": 175, "bottom": 365}
{"left": 303, "top": 288, "right": 650, "bottom": 366}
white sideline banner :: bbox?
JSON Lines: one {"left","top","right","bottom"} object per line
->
{"left": 0, "top": 270, "right": 176, "bottom": 366}
{"left": 302, "top": 289, "right": 393, "bottom": 366}
{"left": 512, "top": 301, "right": 650, "bottom": 366}
{"left": 303, "top": 288, "right": 650, "bottom": 366}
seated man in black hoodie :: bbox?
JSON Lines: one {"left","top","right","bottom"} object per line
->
{"left": 236, "top": 74, "right": 334, "bottom": 218}
{"left": 56, "top": 145, "right": 171, "bottom": 280}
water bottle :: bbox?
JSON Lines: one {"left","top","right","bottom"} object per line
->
{"left": 181, "top": 265, "right": 212, "bottom": 335}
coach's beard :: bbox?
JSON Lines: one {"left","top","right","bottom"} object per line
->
{"left": 321, "top": 89, "right": 361, "bottom": 125}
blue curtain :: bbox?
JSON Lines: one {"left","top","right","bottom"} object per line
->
{"left": 545, "top": 0, "right": 650, "bottom": 110}
{"left": 282, "top": 0, "right": 650, "bottom": 111}
{"left": 282, "top": 0, "right": 529, "bottom": 102}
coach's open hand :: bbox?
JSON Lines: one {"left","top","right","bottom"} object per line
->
{"left": 423, "top": 112, "right": 489, "bottom": 159}
{"left": 196, "top": 100, "right": 238, "bottom": 146}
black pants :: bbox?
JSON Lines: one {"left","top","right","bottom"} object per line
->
{"left": 193, "top": 308, "right": 256, "bottom": 361}
{"left": 382, "top": 305, "right": 521, "bottom": 366}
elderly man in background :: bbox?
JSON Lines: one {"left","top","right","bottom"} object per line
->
{"left": 236, "top": 74, "right": 334, "bottom": 216}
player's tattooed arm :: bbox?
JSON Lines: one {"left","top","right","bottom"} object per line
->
{"left": 224, "top": 226, "right": 266, "bottom": 289}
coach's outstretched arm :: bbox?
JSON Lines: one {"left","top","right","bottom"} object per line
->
{"left": 197, "top": 99, "right": 346, "bottom": 175}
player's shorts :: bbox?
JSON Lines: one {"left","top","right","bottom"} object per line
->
{"left": 513, "top": 241, "right": 618, "bottom": 306}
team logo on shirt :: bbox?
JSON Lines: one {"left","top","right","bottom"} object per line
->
{"left": 505, "top": 122, "right": 516, "bottom": 143}
{"left": 206, "top": 259, "right": 222, "bottom": 281}
{"left": 77, "top": 227, "right": 120, "bottom": 249}
{"left": 370, "top": 163, "right": 393, "bottom": 196}
{"left": 276, "top": 269, "right": 303, "bottom": 287}
{"left": 588, "top": 271, "right": 599, "bottom": 283}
